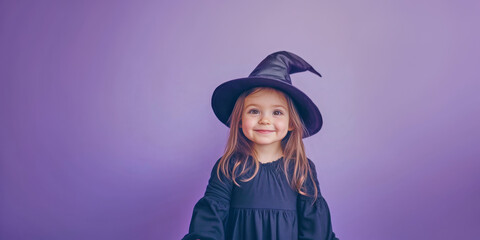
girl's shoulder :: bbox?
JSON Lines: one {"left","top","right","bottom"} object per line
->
{"left": 213, "top": 155, "right": 238, "bottom": 168}
{"left": 208, "top": 157, "right": 235, "bottom": 184}
{"left": 306, "top": 158, "right": 317, "bottom": 171}
{"left": 212, "top": 155, "right": 240, "bottom": 176}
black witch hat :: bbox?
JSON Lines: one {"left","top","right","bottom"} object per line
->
{"left": 211, "top": 51, "right": 323, "bottom": 138}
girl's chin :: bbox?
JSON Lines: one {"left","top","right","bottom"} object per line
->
{"left": 251, "top": 141, "right": 282, "bottom": 147}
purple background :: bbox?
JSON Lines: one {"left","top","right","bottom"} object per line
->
{"left": 1, "top": 1, "right": 479, "bottom": 239}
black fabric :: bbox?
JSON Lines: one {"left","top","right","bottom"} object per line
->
{"left": 248, "top": 51, "right": 321, "bottom": 84}
{"left": 183, "top": 157, "right": 338, "bottom": 240}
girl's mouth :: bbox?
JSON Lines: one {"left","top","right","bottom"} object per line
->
{"left": 255, "top": 130, "right": 274, "bottom": 134}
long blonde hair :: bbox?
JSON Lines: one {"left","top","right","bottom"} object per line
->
{"left": 216, "top": 87, "right": 319, "bottom": 202}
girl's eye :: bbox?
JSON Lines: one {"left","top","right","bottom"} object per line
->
{"left": 248, "top": 109, "right": 259, "bottom": 114}
{"left": 273, "top": 110, "right": 284, "bottom": 116}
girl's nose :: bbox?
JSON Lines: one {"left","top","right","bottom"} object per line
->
{"left": 259, "top": 115, "right": 271, "bottom": 124}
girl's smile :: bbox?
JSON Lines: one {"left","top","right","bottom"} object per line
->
{"left": 255, "top": 130, "right": 274, "bottom": 133}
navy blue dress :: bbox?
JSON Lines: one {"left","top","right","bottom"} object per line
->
{"left": 183, "top": 156, "right": 338, "bottom": 240}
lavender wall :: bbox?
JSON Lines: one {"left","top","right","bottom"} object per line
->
{"left": 1, "top": 1, "right": 479, "bottom": 239}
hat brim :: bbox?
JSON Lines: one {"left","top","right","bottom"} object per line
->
{"left": 211, "top": 77, "right": 322, "bottom": 138}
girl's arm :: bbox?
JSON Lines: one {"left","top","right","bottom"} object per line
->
{"left": 182, "top": 159, "right": 232, "bottom": 240}
{"left": 297, "top": 159, "right": 339, "bottom": 240}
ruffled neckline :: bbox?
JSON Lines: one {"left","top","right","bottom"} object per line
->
{"left": 259, "top": 157, "right": 284, "bottom": 170}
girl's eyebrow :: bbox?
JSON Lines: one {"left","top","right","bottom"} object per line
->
{"left": 272, "top": 104, "right": 287, "bottom": 109}
{"left": 245, "top": 104, "right": 287, "bottom": 109}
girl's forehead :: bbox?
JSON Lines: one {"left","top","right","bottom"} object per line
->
{"left": 249, "top": 87, "right": 287, "bottom": 97}
{"left": 244, "top": 88, "right": 288, "bottom": 106}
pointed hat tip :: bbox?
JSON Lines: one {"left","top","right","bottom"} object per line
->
{"left": 274, "top": 51, "right": 322, "bottom": 77}
{"left": 309, "top": 66, "right": 322, "bottom": 78}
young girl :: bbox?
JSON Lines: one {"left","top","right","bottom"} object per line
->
{"left": 183, "top": 51, "right": 338, "bottom": 240}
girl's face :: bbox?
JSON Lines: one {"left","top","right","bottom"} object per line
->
{"left": 240, "top": 88, "right": 293, "bottom": 149}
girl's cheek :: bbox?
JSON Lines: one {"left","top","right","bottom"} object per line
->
{"left": 244, "top": 120, "right": 255, "bottom": 128}
{"left": 279, "top": 122, "right": 290, "bottom": 130}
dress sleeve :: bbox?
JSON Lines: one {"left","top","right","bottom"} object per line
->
{"left": 182, "top": 159, "right": 232, "bottom": 240}
{"left": 297, "top": 159, "right": 339, "bottom": 240}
